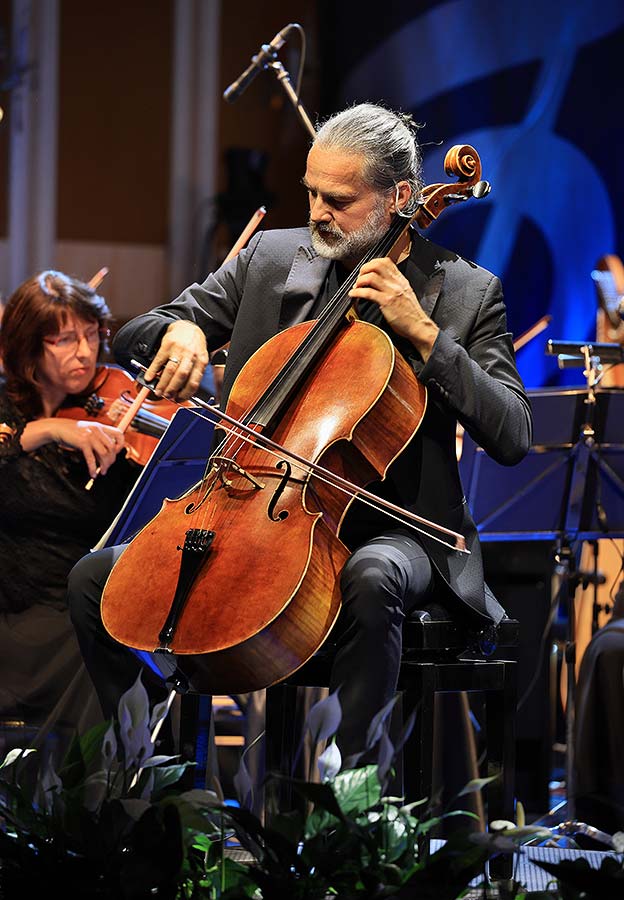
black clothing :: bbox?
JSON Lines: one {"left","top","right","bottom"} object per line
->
{"left": 574, "top": 618, "right": 624, "bottom": 832}
{"left": 114, "top": 228, "right": 532, "bottom": 623}
{"left": 0, "top": 382, "right": 139, "bottom": 754}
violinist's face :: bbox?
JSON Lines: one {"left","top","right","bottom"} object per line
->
{"left": 37, "top": 314, "right": 100, "bottom": 401}
{"left": 304, "top": 144, "right": 401, "bottom": 268}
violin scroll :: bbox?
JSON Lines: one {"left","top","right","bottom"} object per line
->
{"left": 414, "top": 144, "right": 491, "bottom": 229}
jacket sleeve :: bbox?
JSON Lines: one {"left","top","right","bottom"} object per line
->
{"left": 417, "top": 274, "right": 533, "bottom": 466}
{"left": 112, "top": 235, "right": 263, "bottom": 372}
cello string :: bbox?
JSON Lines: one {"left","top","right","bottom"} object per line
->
{"left": 239, "top": 216, "right": 410, "bottom": 430}
{"left": 135, "top": 213, "right": 414, "bottom": 523}
{"left": 193, "top": 215, "right": 412, "bottom": 511}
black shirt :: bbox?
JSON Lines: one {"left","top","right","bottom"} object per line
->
{"left": 0, "top": 383, "right": 140, "bottom": 613}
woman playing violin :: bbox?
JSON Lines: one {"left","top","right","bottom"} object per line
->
{"left": 0, "top": 271, "right": 139, "bottom": 758}
{"left": 69, "top": 104, "right": 533, "bottom": 764}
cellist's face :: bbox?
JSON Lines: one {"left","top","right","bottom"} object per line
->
{"left": 304, "top": 145, "right": 400, "bottom": 267}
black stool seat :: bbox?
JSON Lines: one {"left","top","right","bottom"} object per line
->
{"left": 403, "top": 613, "right": 519, "bottom": 651}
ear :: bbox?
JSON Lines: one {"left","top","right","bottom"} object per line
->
{"left": 393, "top": 181, "right": 412, "bottom": 213}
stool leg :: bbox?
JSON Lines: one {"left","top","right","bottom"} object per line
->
{"left": 485, "top": 660, "right": 517, "bottom": 881}
{"left": 402, "top": 664, "right": 436, "bottom": 861}
{"left": 178, "top": 692, "right": 215, "bottom": 790}
{"left": 264, "top": 683, "right": 299, "bottom": 823}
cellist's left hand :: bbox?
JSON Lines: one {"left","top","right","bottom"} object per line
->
{"left": 349, "top": 257, "right": 439, "bottom": 362}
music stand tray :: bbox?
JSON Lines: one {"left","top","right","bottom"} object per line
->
{"left": 459, "top": 387, "right": 624, "bottom": 542}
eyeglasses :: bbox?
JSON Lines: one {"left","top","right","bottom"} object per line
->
{"left": 43, "top": 326, "right": 110, "bottom": 353}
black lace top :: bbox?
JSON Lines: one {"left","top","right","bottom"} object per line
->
{"left": 0, "top": 381, "right": 140, "bottom": 613}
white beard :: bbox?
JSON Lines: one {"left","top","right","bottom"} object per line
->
{"left": 309, "top": 203, "right": 389, "bottom": 262}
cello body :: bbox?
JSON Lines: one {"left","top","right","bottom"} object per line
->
{"left": 101, "top": 319, "right": 426, "bottom": 693}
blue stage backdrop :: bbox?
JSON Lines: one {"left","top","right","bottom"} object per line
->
{"left": 318, "top": 0, "right": 624, "bottom": 389}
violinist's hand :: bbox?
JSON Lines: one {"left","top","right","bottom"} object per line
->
{"left": 144, "top": 320, "right": 209, "bottom": 402}
{"left": 22, "top": 418, "right": 126, "bottom": 479}
{"left": 349, "top": 257, "right": 440, "bottom": 362}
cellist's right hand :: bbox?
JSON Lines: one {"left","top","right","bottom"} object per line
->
{"left": 144, "top": 320, "right": 209, "bottom": 402}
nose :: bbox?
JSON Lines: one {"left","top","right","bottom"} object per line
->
{"left": 309, "top": 194, "right": 332, "bottom": 223}
{"left": 75, "top": 334, "right": 95, "bottom": 355}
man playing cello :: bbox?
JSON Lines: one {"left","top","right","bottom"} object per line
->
{"left": 69, "top": 103, "right": 532, "bottom": 763}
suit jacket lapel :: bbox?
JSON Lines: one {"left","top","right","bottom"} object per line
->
{"left": 405, "top": 232, "right": 446, "bottom": 317}
{"left": 278, "top": 243, "right": 331, "bottom": 329}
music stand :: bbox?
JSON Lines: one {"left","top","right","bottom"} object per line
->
{"left": 95, "top": 406, "right": 216, "bottom": 685}
{"left": 460, "top": 346, "right": 624, "bottom": 821}
{"left": 98, "top": 406, "right": 215, "bottom": 549}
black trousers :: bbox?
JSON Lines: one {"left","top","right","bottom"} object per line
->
{"left": 67, "top": 530, "right": 443, "bottom": 759}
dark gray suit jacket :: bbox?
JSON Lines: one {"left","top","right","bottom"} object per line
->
{"left": 114, "top": 227, "right": 532, "bottom": 623}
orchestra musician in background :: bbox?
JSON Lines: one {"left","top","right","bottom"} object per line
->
{"left": 575, "top": 580, "right": 624, "bottom": 832}
{"left": 567, "top": 254, "right": 624, "bottom": 692}
{"left": 0, "top": 271, "right": 141, "bottom": 760}
{"left": 567, "top": 254, "right": 624, "bottom": 829}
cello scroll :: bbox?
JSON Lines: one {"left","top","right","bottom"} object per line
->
{"left": 414, "top": 144, "right": 491, "bottom": 230}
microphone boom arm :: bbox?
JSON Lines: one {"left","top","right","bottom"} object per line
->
{"left": 267, "top": 59, "right": 316, "bottom": 139}
{"left": 223, "top": 23, "right": 316, "bottom": 140}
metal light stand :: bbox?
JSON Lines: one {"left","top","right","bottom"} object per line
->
{"left": 545, "top": 340, "right": 621, "bottom": 830}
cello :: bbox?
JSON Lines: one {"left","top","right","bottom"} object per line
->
{"left": 101, "top": 145, "right": 489, "bottom": 695}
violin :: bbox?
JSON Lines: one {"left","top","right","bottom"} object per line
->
{"left": 60, "top": 364, "right": 175, "bottom": 467}
{"left": 60, "top": 268, "right": 175, "bottom": 467}
{"left": 101, "top": 145, "right": 490, "bottom": 695}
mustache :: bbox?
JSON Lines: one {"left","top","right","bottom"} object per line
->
{"left": 309, "top": 219, "right": 344, "bottom": 239}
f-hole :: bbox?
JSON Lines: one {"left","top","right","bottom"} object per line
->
{"left": 267, "top": 460, "right": 292, "bottom": 521}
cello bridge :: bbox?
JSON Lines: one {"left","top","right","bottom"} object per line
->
{"left": 211, "top": 456, "right": 265, "bottom": 490}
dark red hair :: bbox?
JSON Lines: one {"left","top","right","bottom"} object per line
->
{"left": 0, "top": 270, "right": 111, "bottom": 418}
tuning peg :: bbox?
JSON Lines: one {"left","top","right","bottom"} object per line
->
{"left": 443, "top": 193, "right": 469, "bottom": 204}
{"left": 472, "top": 180, "right": 491, "bottom": 199}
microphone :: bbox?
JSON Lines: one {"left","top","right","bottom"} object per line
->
{"left": 223, "top": 24, "right": 295, "bottom": 103}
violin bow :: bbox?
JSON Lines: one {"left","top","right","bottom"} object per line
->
{"left": 222, "top": 206, "right": 267, "bottom": 264}
{"left": 83, "top": 264, "right": 155, "bottom": 490}
{"left": 87, "top": 267, "right": 109, "bottom": 290}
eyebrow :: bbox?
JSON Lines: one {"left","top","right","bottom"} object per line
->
{"left": 55, "top": 324, "right": 100, "bottom": 336}
{"left": 301, "top": 178, "right": 357, "bottom": 204}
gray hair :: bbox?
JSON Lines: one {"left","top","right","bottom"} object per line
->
{"left": 314, "top": 103, "right": 423, "bottom": 213}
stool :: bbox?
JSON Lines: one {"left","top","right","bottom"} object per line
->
{"left": 264, "top": 616, "right": 519, "bottom": 877}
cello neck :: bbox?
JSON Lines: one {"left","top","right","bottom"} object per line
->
{"left": 242, "top": 215, "right": 411, "bottom": 432}
{"left": 237, "top": 142, "right": 488, "bottom": 433}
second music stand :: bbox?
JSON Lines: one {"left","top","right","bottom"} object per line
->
{"left": 460, "top": 346, "right": 624, "bottom": 821}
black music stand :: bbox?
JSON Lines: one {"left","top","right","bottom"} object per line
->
{"left": 460, "top": 353, "right": 624, "bottom": 822}
{"left": 97, "top": 406, "right": 215, "bottom": 682}
{"left": 100, "top": 406, "right": 215, "bottom": 548}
